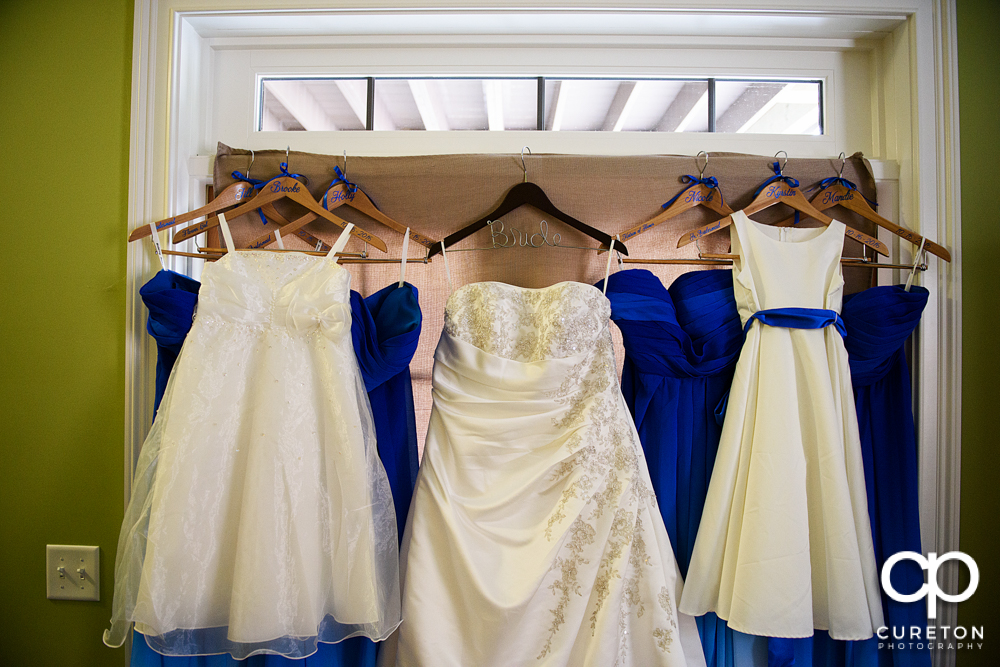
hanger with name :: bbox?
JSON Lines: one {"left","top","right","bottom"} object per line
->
{"left": 427, "top": 147, "right": 626, "bottom": 258}
{"left": 616, "top": 151, "right": 734, "bottom": 244}
{"left": 171, "top": 148, "right": 387, "bottom": 252}
{"left": 676, "top": 152, "right": 888, "bottom": 257}
{"left": 243, "top": 151, "right": 437, "bottom": 251}
{"left": 772, "top": 152, "right": 950, "bottom": 262}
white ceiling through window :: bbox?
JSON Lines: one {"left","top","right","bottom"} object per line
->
{"left": 260, "top": 78, "right": 822, "bottom": 134}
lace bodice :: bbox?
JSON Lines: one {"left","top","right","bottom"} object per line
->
{"left": 444, "top": 281, "right": 611, "bottom": 362}
{"left": 196, "top": 252, "right": 352, "bottom": 339}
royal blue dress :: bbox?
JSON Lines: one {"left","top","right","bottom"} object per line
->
{"left": 130, "top": 273, "right": 422, "bottom": 667}
{"left": 767, "top": 285, "right": 930, "bottom": 667}
{"left": 597, "top": 268, "right": 764, "bottom": 667}
{"left": 139, "top": 270, "right": 200, "bottom": 412}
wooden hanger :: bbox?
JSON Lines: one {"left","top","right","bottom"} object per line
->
{"left": 245, "top": 156, "right": 435, "bottom": 251}
{"left": 155, "top": 154, "right": 330, "bottom": 250}
{"left": 171, "top": 161, "right": 387, "bottom": 252}
{"left": 617, "top": 152, "right": 734, "bottom": 243}
{"left": 773, "top": 153, "right": 951, "bottom": 262}
{"left": 427, "top": 147, "right": 626, "bottom": 258}
{"left": 677, "top": 153, "right": 888, "bottom": 257}
{"left": 128, "top": 181, "right": 254, "bottom": 242}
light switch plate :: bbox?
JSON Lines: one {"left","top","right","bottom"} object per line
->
{"left": 46, "top": 545, "right": 99, "bottom": 601}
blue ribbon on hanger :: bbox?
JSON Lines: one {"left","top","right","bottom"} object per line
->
{"left": 814, "top": 176, "right": 879, "bottom": 210}
{"left": 660, "top": 175, "right": 725, "bottom": 210}
{"left": 330, "top": 166, "right": 358, "bottom": 194}
{"left": 322, "top": 166, "right": 382, "bottom": 212}
{"left": 752, "top": 161, "right": 800, "bottom": 198}
{"left": 230, "top": 170, "right": 270, "bottom": 226}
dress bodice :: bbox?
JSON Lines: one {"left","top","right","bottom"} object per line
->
{"left": 731, "top": 210, "right": 846, "bottom": 323}
{"left": 197, "top": 252, "right": 352, "bottom": 340}
{"left": 443, "top": 281, "right": 610, "bottom": 362}
{"left": 599, "top": 269, "right": 743, "bottom": 379}
{"left": 842, "top": 285, "right": 929, "bottom": 386}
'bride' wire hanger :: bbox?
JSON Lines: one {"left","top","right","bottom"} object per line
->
{"left": 427, "top": 147, "right": 626, "bottom": 257}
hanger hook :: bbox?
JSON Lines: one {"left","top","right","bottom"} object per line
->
{"left": 521, "top": 146, "right": 532, "bottom": 183}
{"left": 696, "top": 151, "right": 709, "bottom": 179}
{"left": 246, "top": 149, "right": 255, "bottom": 179}
{"left": 774, "top": 150, "right": 788, "bottom": 174}
{"left": 343, "top": 150, "right": 348, "bottom": 178}
{"left": 285, "top": 146, "right": 290, "bottom": 168}
{"left": 838, "top": 151, "right": 847, "bottom": 178}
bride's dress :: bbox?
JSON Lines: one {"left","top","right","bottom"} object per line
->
{"left": 392, "top": 281, "right": 707, "bottom": 667}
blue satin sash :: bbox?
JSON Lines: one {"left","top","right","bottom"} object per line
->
{"left": 743, "top": 307, "right": 847, "bottom": 338}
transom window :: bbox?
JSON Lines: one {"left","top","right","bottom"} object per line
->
{"left": 259, "top": 77, "right": 823, "bottom": 135}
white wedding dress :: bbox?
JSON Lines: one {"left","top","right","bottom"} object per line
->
{"left": 679, "top": 211, "right": 884, "bottom": 640}
{"left": 105, "top": 218, "right": 400, "bottom": 659}
{"left": 389, "top": 280, "right": 706, "bottom": 667}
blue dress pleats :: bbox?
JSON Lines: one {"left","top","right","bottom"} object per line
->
{"left": 768, "top": 285, "right": 930, "bottom": 667}
{"left": 597, "top": 269, "right": 761, "bottom": 667}
{"left": 131, "top": 273, "right": 421, "bottom": 666}
{"left": 139, "top": 270, "right": 200, "bottom": 412}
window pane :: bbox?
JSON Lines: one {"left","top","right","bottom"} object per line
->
{"left": 714, "top": 81, "right": 822, "bottom": 135}
{"left": 373, "top": 79, "right": 537, "bottom": 131}
{"left": 543, "top": 79, "right": 709, "bottom": 132}
{"left": 260, "top": 78, "right": 368, "bottom": 131}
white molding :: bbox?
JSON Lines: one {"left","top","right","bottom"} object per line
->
{"left": 124, "top": 0, "right": 161, "bottom": 507}
{"left": 124, "top": 9, "right": 963, "bottom": 667}
{"left": 928, "top": 1, "right": 961, "bottom": 664}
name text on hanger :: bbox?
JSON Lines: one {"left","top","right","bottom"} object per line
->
{"left": 820, "top": 189, "right": 856, "bottom": 206}
{"left": 682, "top": 219, "right": 725, "bottom": 244}
{"left": 489, "top": 220, "right": 563, "bottom": 249}
{"left": 269, "top": 181, "right": 302, "bottom": 194}
{"left": 764, "top": 184, "right": 796, "bottom": 198}
{"left": 328, "top": 189, "right": 356, "bottom": 203}
{"left": 684, "top": 189, "right": 717, "bottom": 204}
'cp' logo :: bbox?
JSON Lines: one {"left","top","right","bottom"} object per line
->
{"left": 882, "top": 551, "right": 979, "bottom": 619}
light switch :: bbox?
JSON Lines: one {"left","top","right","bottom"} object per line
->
{"left": 46, "top": 545, "right": 99, "bottom": 601}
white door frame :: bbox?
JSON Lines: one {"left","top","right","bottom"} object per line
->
{"left": 124, "top": 3, "right": 962, "bottom": 661}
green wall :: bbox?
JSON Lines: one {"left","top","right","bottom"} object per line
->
{"left": 0, "top": 0, "right": 996, "bottom": 664}
{"left": 957, "top": 0, "right": 1000, "bottom": 662}
{"left": 0, "top": 0, "right": 133, "bottom": 664}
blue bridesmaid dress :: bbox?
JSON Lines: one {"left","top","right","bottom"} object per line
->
{"left": 130, "top": 272, "right": 422, "bottom": 667}
{"left": 597, "top": 268, "right": 764, "bottom": 667}
{"left": 139, "top": 270, "right": 200, "bottom": 412}
{"left": 767, "top": 284, "right": 930, "bottom": 667}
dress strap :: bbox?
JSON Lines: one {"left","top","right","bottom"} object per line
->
{"left": 326, "top": 222, "right": 355, "bottom": 261}
{"left": 399, "top": 228, "right": 410, "bottom": 288}
{"left": 440, "top": 240, "right": 453, "bottom": 293}
{"left": 217, "top": 211, "right": 235, "bottom": 252}
{"left": 743, "top": 307, "right": 846, "bottom": 338}
{"left": 602, "top": 238, "right": 617, "bottom": 295}
{"left": 273, "top": 228, "right": 285, "bottom": 250}
{"left": 148, "top": 222, "right": 167, "bottom": 271}
{"left": 905, "top": 236, "right": 927, "bottom": 292}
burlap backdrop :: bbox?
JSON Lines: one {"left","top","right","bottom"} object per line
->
{"left": 213, "top": 143, "right": 880, "bottom": 451}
